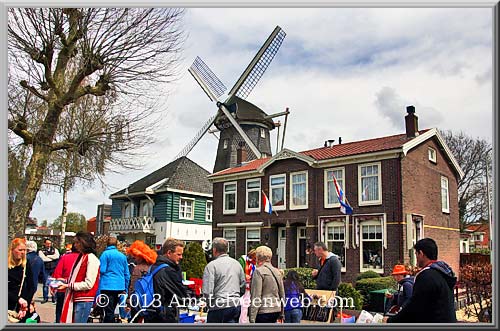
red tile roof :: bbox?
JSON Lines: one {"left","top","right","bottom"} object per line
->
{"left": 210, "top": 129, "right": 430, "bottom": 177}
{"left": 87, "top": 217, "right": 96, "bottom": 223}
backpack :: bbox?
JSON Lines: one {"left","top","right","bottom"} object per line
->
{"left": 132, "top": 263, "right": 169, "bottom": 316}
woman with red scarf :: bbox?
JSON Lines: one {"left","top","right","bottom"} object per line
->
{"left": 58, "top": 231, "right": 100, "bottom": 323}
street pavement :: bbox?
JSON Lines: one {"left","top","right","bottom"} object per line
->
{"left": 33, "top": 283, "right": 56, "bottom": 323}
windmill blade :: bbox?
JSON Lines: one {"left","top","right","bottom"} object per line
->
{"left": 228, "top": 26, "right": 286, "bottom": 100}
{"left": 173, "top": 114, "right": 217, "bottom": 160}
{"left": 188, "top": 56, "right": 227, "bottom": 102}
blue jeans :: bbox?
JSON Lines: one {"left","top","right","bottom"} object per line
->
{"left": 207, "top": 306, "right": 241, "bottom": 323}
{"left": 43, "top": 268, "right": 55, "bottom": 301}
{"left": 285, "top": 308, "right": 302, "bottom": 323}
{"left": 73, "top": 301, "right": 93, "bottom": 323}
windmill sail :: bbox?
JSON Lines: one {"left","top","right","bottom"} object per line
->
{"left": 174, "top": 114, "right": 217, "bottom": 160}
{"left": 228, "top": 26, "right": 286, "bottom": 99}
{"left": 189, "top": 57, "right": 227, "bottom": 102}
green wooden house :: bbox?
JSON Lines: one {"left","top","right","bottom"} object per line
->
{"left": 109, "top": 157, "right": 213, "bottom": 246}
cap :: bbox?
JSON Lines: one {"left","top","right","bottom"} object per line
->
{"left": 392, "top": 264, "right": 408, "bottom": 275}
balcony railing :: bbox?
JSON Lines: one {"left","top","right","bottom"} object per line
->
{"left": 109, "top": 216, "right": 155, "bottom": 234}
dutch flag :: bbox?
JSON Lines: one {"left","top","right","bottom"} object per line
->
{"left": 333, "top": 175, "right": 353, "bottom": 215}
{"left": 262, "top": 191, "right": 273, "bottom": 214}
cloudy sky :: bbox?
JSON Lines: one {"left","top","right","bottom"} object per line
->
{"left": 30, "top": 7, "right": 493, "bottom": 223}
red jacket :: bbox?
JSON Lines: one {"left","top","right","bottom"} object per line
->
{"left": 52, "top": 252, "right": 79, "bottom": 293}
{"left": 68, "top": 253, "right": 100, "bottom": 302}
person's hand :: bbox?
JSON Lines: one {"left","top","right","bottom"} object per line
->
{"left": 18, "top": 298, "right": 28, "bottom": 310}
{"left": 385, "top": 292, "right": 393, "bottom": 299}
{"left": 245, "top": 274, "right": 251, "bottom": 282}
{"left": 311, "top": 269, "right": 318, "bottom": 277}
{"left": 17, "top": 309, "right": 26, "bottom": 319}
{"left": 383, "top": 316, "right": 389, "bottom": 323}
{"left": 57, "top": 283, "right": 69, "bottom": 290}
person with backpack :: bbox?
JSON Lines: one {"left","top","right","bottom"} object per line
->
{"left": 140, "top": 237, "right": 188, "bottom": 323}
{"left": 125, "top": 240, "right": 158, "bottom": 322}
{"left": 386, "top": 238, "right": 457, "bottom": 323}
{"left": 385, "top": 264, "right": 414, "bottom": 315}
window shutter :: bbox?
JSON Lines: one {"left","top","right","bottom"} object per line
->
{"left": 406, "top": 214, "right": 413, "bottom": 250}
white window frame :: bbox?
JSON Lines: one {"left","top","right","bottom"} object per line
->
{"left": 428, "top": 147, "right": 437, "bottom": 163}
{"left": 324, "top": 167, "right": 345, "bottom": 208}
{"left": 223, "top": 182, "right": 237, "bottom": 215}
{"left": 246, "top": 228, "right": 261, "bottom": 254}
{"left": 290, "top": 170, "right": 308, "bottom": 210}
{"left": 246, "top": 178, "right": 261, "bottom": 213}
{"left": 269, "top": 174, "right": 286, "bottom": 211}
{"left": 206, "top": 201, "right": 213, "bottom": 222}
{"left": 224, "top": 228, "right": 237, "bottom": 258}
{"left": 122, "top": 201, "right": 134, "bottom": 218}
{"left": 179, "top": 197, "right": 195, "bottom": 220}
{"left": 441, "top": 176, "right": 450, "bottom": 213}
{"left": 358, "top": 162, "right": 382, "bottom": 206}
{"left": 223, "top": 139, "right": 228, "bottom": 149}
{"left": 359, "top": 219, "right": 384, "bottom": 273}
{"left": 139, "top": 199, "right": 153, "bottom": 217}
{"left": 260, "top": 128, "right": 266, "bottom": 138}
{"left": 325, "top": 221, "right": 347, "bottom": 272}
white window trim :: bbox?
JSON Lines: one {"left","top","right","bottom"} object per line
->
{"left": 223, "top": 181, "right": 237, "bottom": 215}
{"left": 139, "top": 199, "right": 153, "bottom": 217}
{"left": 122, "top": 201, "right": 134, "bottom": 218}
{"left": 246, "top": 227, "right": 261, "bottom": 254}
{"left": 428, "top": 147, "right": 437, "bottom": 163}
{"left": 441, "top": 176, "right": 450, "bottom": 213}
{"left": 206, "top": 200, "right": 213, "bottom": 222}
{"left": 325, "top": 220, "right": 347, "bottom": 273}
{"left": 260, "top": 128, "right": 266, "bottom": 139}
{"left": 297, "top": 226, "right": 307, "bottom": 267}
{"left": 324, "top": 167, "right": 345, "bottom": 208}
{"left": 358, "top": 162, "right": 382, "bottom": 206}
{"left": 269, "top": 174, "right": 287, "bottom": 211}
{"left": 359, "top": 219, "right": 385, "bottom": 273}
{"left": 223, "top": 139, "right": 228, "bottom": 149}
{"left": 179, "top": 197, "right": 195, "bottom": 220}
{"left": 246, "top": 178, "right": 261, "bottom": 213}
{"left": 223, "top": 228, "right": 237, "bottom": 258}
{"left": 290, "top": 170, "right": 308, "bottom": 210}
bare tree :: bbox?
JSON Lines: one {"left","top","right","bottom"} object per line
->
{"left": 8, "top": 8, "right": 185, "bottom": 240}
{"left": 440, "top": 130, "right": 492, "bottom": 230}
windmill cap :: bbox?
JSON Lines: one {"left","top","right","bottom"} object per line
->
{"left": 392, "top": 265, "right": 408, "bottom": 275}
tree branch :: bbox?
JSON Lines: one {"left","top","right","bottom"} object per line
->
{"left": 19, "top": 80, "right": 49, "bottom": 101}
{"left": 8, "top": 118, "right": 34, "bottom": 145}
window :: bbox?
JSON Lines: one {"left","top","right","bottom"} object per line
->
{"left": 326, "top": 222, "right": 346, "bottom": 271}
{"left": 223, "top": 182, "right": 237, "bottom": 214}
{"left": 270, "top": 174, "right": 286, "bottom": 211}
{"left": 260, "top": 128, "right": 266, "bottom": 138}
{"left": 428, "top": 147, "right": 437, "bottom": 163}
{"left": 358, "top": 163, "right": 382, "bottom": 205}
{"left": 206, "top": 201, "right": 213, "bottom": 222}
{"left": 140, "top": 200, "right": 153, "bottom": 217}
{"left": 441, "top": 176, "right": 449, "bottom": 213}
{"left": 122, "top": 202, "right": 134, "bottom": 218}
{"left": 224, "top": 228, "right": 237, "bottom": 258}
{"left": 290, "top": 171, "right": 308, "bottom": 209}
{"left": 179, "top": 197, "right": 194, "bottom": 220}
{"left": 473, "top": 234, "right": 484, "bottom": 242}
{"left": 360, "top": 220, "right": 383, "bottom": 271}
{"left": 223, "top": 139, "right": 228, "bottom": 149}
{"left": 246, "top": 179, "right": 261, "bottom": 213}
{"left": 246, "top": 228, "right": 261, "bottom": 253}
{"left": 325, "top": 168, "right": 345, "bottom": 208}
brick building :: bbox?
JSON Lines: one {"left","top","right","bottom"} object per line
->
{"left": 209, "top": 106, "right": 463, "bottom": 283}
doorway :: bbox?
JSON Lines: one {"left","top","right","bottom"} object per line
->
{"left": 278, "top": 227, "right": 287, "bottom": 269}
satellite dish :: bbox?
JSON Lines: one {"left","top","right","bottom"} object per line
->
{"left": 202, "top": 239, "right": 212, "bottom": 252}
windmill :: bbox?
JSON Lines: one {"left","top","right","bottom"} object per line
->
{"left": 174, "top": 26, "right": 290, "bottom": 173}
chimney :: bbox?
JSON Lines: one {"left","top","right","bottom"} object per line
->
{"left": 338, "top": 137, "right": 342, "bottom": 144}
{"left": 405, "top": 105, "right": 419, "bottom": 138}
{"left": 236, "top": 141, "right": 247, "bottom": 165}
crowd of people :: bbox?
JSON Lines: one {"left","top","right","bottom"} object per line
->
{"left": 8, "top": 232, "right": 457, "bottom": 324}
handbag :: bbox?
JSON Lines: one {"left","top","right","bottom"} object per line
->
{"left": 8, "top": 264, "right": 27, "bottom": 323}
{"left": 264, "top": 265, "right": 285, "bottom": 323}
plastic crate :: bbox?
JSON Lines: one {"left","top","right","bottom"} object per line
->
{"left": 179, "top": 313, "right": 196, "bottom": 323}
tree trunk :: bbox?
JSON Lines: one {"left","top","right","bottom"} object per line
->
{"left": 8, "top": 144, "right": 52, "bottom": 241}
{"left": 60, "top": 176, "right": 69, "bottom": 248}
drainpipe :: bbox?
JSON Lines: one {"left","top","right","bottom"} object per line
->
{"left": 397, "top": 154, "right": 404, "bottom": 264}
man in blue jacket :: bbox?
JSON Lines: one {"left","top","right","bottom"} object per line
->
{"left": 26, "top": 241, "right": 45, "bottom": 294}
{"left": 99, "top": 236, "right": 130, "bottom": 323}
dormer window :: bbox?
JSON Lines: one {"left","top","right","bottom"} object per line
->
{"left": 428, "top": 147, "right": 437, "bottom": 163}
{"left": 260, "top": 128, "right": 266, "bottom": 138}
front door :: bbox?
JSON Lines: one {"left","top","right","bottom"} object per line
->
{"left": 278, "top": 227, "right": 287, "bottom": 269}
{"left": 297, "top": 226, "right": 307, "bottom": 267}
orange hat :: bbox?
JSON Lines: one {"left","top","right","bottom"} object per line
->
{"left": 392, "top": 265, "right": 408, "bottom": 275}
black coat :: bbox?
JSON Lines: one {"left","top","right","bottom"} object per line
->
{"left": 148, "top": 256, "right": 188, "bottom": 323}
{"left": 387, "top": 261, "right": 457, "bottom": 323}
{"left": 312, "top": 253, "right": 342, "bottom": 291}
{"left": 8, "top": 263, "right": 36, "bottom": 311}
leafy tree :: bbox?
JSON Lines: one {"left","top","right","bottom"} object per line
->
{"left": 50, "top": 212, "right": 87, "bottom": 233}
{"left": 180, "top": 242, "right": 207, "bottom": 279}
{"left": 40, "top": 219, "right": 48, "bottom": 227}
{"left": 440, "top": 130, "right": 492, "bottom": 230}
{"left": 7, "top": 8, "right": 185, "bottom": 240}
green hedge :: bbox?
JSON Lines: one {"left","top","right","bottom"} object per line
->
{"left": 283, "top": 267, "right": 316, "bottom": 289}
{"left": 180, "top": 242, "right": 207, "bottom": 279}
{"left": 337, "top": 283, "right": 363, "bottom": 310}
{"left": 355, "top": 276, "right": 397, "bottom": 307}
{"left": 356, "top": 270, "right": 381, "bottom": 281}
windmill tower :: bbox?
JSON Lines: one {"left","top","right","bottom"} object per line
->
{"left": 174, "top": 26, "right": 288, "bottom": 172}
